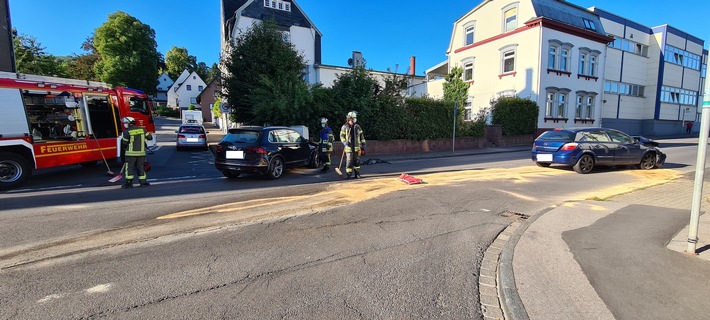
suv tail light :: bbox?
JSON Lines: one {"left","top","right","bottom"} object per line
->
{"left": 559, "top": 142, "right": 579, "bottom": 151}
{"left": 246, "top": 146, "right": 266, "bottom": 154}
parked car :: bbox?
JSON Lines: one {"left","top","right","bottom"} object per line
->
{"left": 531, "top": 128, "right": 666, "bottom": 174}
{"left": 176, "top": 123, "right": 209, "bottom": 151}
{"left": 214, "top": 126, "right": 320, "bottom": 179}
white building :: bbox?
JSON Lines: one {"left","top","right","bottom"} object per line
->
{"left": 426, "top": 0, "right": 612, "bottom": 132}
{"left": 151, "top": 72, "right": 174, "bottom": 106}
{"left": 591, "top": 7, "right": 707, "bottom": 136}
{"left": 167, "top": 70, "right": 207, "bottom": 110}
{"left": 220, "top": 0, "right": 425, "bottom": 95}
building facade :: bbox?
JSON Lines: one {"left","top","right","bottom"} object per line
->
{"left": 592, "top": 7, "right": 707, "bottom": 136}
{"left": 426, "top": 0, "right": 706, "bottom": 136}
{"left": 427, "top": 0, "right": 611, "bottom": 131}
{"left": 167, "top": 70, "right": 208, "bottom": 110}
{"left": 151, "top": 72, "right": 174, "bottom": 107}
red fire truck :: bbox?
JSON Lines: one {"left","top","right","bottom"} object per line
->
{"left": 0, "top": 72, "right": 156, "bottom": 190}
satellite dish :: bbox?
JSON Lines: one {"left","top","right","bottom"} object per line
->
{"left": 347, "top": 58, "right": 353, "bottom": 66}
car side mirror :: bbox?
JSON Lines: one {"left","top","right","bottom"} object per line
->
{"left": 205, "top": 131, "right": 210, "bottom": 134}
{"left": 175, "top": 130, "right": 178, "bottom": 133}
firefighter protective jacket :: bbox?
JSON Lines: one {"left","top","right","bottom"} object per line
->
{"left": 319, "top": 126, "right": 334, "bottom": 152}
{"left": 121, "top": 125, "right": 153, "bottom": 157}
{"left": 340, "top": 123, "right": 365, "bottom": 152}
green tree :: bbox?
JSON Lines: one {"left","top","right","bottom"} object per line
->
{"left": 223, "top": 20, "right": 307, "bottom": 124}
{"left": 165, "top": 46, "right": 195, "bottom": 80}
{"left": 212, "top": 97, "right": 222, "bottom": 118}
{"left": 442, "top": 66, "right": 469, "bottom": 105}
{"left": 12, "top": 29, "right": 67, "bottom": 76}
{"left": 193, "top": 61, "right": 209, "bottom": 82}
{"left": 329, "top": 67, "right": 379, "bottom": 132}
{"left": 207, "top": 62, "right": 220, "bottom": 83}
{"left": 93, "top": 11, "right": 159, "bottom": 94}
{"left": 65, "top": 36, "right": 100, "bottom": 81}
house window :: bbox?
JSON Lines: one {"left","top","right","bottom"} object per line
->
{"left": 583, "top": 19, "right": 596, "bottom": 31}
{"left": 265, "top": 0, "right": 291, "bottom": 12}
{"left": 557, "top": 93, "right": 567, "bottom": 118}
{"left": 464, "top": 24, "right": 475, "bottom": 46}
{"left": 604, "top": 80, "right": 645, "bottom": 97}
{"left": 579, "top": 53, "right": 586, "bottom": 74}
{"left": 546, "top": 92, "right": 555, "bottom": 117}
{"left": 198, "top": 85, "right": 204, "bottom": 91}
{"left": 186, "top": 85, "right": 192, "bottom": 91}
{"left": 282, "top": 31, "right": 291, "bottom": 43}
{"left": 503, "top": 7, "right": 517, "bottom": 32}
{"left": 575, "top": 95, "right": 584, "bottom": 118}
{"left": 660, "top": 86, "right": 698, "bottom": 105}
{"left": 585, "top": 96, "right": 594, "bottom": 119}
{"left": 608, "top": 36, "right": 649, "bottom": 57}
{"left": 502, "top": 50, "right": 515, "bottom": 73}
{"left": 560, "top": 49, "right": 569, "bottom": 71}
{"left": 548, "top": 47, "right": 557, "bottom": 69}
{"left": 463, "top": 61, "right": 474, "bottom": 82}
{"left": 589, "top": 55, "right": 597, "bottom": 76}
{"left": 464, "top": 97, "right": 474, "bottom": 121}
{"left": 190, "top": 97, "right": 197, "bottom": 104}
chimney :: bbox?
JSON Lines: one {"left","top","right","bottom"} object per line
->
{"left": 409, "top": 56, "right": 416, "bottom": 76}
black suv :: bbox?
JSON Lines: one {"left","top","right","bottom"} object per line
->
{"left": 214, "top": 126, "right": 320, "bottom": 179}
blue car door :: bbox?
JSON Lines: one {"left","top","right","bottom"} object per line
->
{"left": 580, "top": 131, "right": 616, "bottom": 164}
{"left": 607, "top": 130, "right": 642, "bottom": 164}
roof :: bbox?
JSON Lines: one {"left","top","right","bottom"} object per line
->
{"left": 531, "top": 0, "right": 606, "bottom": 36}
{"left": 222, "top": 0, "right": 322, "bottom": 36}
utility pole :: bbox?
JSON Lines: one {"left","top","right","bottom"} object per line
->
{"left": 687, "top": 58, "right": 710, "bottom": 254}
{"left": 0, "top": 0, "right": 15, "bottom": 72}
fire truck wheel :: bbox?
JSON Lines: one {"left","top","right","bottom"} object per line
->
{"left": 0, "top": 152, "right": 32, "bottom": 190}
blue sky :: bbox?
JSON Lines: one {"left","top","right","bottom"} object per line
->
{"left": 8, "top": 0, "right": 709, "bottom": 76}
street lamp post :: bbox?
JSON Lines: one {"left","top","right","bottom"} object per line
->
{"left": 687, "top": 64, "right": 710, "bottom": 254}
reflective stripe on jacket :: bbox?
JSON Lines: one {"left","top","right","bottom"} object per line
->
{"left": 339, "top": 124, "right": 365, "bottom": 152}
{"left": 121, "top": 126, "right": 153, "bottom": 157}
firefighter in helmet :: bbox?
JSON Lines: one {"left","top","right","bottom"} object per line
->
{"left": 120, "top": 116, "right": 153, "bottom": 188}
{"left": 319, "top": 117, "right": 334, "bottom": 173}
{"left": 339, "top": 111, "right": 366, "bottom": 179}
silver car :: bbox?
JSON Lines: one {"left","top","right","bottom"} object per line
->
{"left": 176, "top": 123, "right": 209, "bottom": 151}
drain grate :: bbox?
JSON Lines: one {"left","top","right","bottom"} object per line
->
{"left": 499, "top": 210, "right": 529, "bottom": 220}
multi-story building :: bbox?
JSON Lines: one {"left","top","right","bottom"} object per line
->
{"left": 592, "top": 7, "right": 707, "bottom": 135}
{"left": 426, "top": 0, "right": 612, "bottom": 131}
{"left": 220, "top": 0, "right": 426, "bottom": 97}
{"left": 426, "top": 0, "right": 706, "bottom": 136}
{"left": 167, "top": 69, "right": 207, "bottom": 110}
{"left": 151, "top": 72, "right": 174, "bottom": 107}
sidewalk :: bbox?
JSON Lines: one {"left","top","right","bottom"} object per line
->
{"left": 497, "top": 172, "right": 710, "bottom": 319}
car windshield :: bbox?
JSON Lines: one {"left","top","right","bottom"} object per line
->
{"left": 536, "top": 130, "right": 576, "bottom": 141}
{"left": 179, "top": 126, "right": 205, "bottom": 134}
{"left": 224, "top": 130, "right": 260, "bottom": 143}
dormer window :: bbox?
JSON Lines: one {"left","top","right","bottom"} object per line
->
{"left": 264, "top": 0, "right": 291, "bottom": 12}
{"left": 583, "top": 19, "right": 596, "bottom": 31}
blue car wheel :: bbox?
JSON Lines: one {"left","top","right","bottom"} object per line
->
{"left": 573, "top": 154, "right": 594, "bottom": 174}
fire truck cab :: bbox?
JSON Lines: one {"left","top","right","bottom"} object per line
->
{"left": 0, "top": 72, "right": 156, "bottom": 190}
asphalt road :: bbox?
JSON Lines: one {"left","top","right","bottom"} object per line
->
{"left": 1, "top": 118, "right": 707, "bottom": 319}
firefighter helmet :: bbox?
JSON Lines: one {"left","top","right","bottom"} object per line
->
{"left": 320, "top": 117, "right": 328, "bottom": 124}
{"left": 122, "top": 116, "right": 136, "bottom": 125}
{"left": 346, "top": 111, "right": 358, "bottom": 123}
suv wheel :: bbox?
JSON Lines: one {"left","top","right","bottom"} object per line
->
{"left": 267, "top": 157, "right": 284, "bottom": 179}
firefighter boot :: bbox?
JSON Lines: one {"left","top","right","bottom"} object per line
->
{"left": 346, "top": 172, "right": 352, "bottom": 179}
{"left": 139, "top": 179, "right": 150, "bottom": 187}
{"left": 121, "top": 180, "right": 133, "bottom": 189}
{"left": 320, "top": 165, "right": 330, "bottom": 173}
{"left": 354, "top": 169, "right": 361, "bottom": 179}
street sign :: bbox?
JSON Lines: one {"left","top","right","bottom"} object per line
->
{"left": 220, "top": 102, "right": 230, "bottom": 113}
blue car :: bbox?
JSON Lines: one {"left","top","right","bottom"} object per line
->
{"left": 531, "top": 128, "right": 666, "bottom": 174}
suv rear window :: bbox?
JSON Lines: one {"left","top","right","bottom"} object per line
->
{"left": 179, "top": 126, "right": 205, "bottom": 134}
{"left": 536, "top": 130, "right": 576, "bottom": 141}
{"left": 223, "top": 130, "right": 260, "bottom": 143}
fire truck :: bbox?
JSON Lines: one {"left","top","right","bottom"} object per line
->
{"left": 0, "top": 72, "right": 156, "bottom": 190}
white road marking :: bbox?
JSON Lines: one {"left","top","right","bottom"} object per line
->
{"left": 37, "top": 293, "right": 64, "bottom": 303}
{"left": 85, "top": 283, "right": 113, "bottom": 294}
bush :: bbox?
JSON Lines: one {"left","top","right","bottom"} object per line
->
{"left": 491, "top": 97, "right": 538, "bottom": 135}
{"left": 155, "top": 106, "right": 179, "bottom": 118}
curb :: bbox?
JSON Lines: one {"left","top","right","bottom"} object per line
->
{"left": 480, "top": 205, "right": 559, "bottom": 320}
